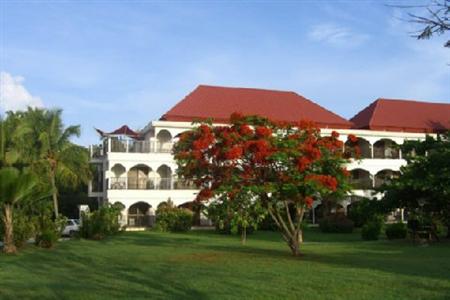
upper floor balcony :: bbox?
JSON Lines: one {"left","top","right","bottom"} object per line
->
{"left": 90, "top": 139, "right": 174, "bottom": 158}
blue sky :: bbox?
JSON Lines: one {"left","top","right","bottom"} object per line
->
{"left": 1, "top": 0, "right": 449, "bottom": 146}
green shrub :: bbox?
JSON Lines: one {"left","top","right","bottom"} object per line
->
{"left": 361, "top": 220, "right": 382, "bottom": 240}
{"left": 348, "top": 198, "right": 383, "bottom": 227}
{"left": 80, "top": 204, "right": 122, "bottom": 240}
{"left": 35, "top": 229, "right": 59, "bottom": 248}
{"left": 12, "top": 211, "right": 35, "bottom": 248}
{"left": 385, "top": 222, "right": 407, "bottom": 240}
{"left": 156, "top": 202, "right": 193, "bottom": 233}
{"left": 319, "top": 214, "right": 354, "bottom": 233}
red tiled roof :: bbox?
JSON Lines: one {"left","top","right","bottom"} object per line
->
{"left": 96, "top": 125, "right": 140, "bottom": 138}
{"left": 350, "top": 98, "right": 450, "bottom": 133}
{"left": 161, "top": 85, "right": 352, "bottom": 129}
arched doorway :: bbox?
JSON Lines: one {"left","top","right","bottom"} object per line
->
{"left": 128, "top": 202, "right": 152, "bottom": 227}
{"left": 128, "top": 164, "right": 152, "bottom": 189}
{"left": 345, "top": 137, "right": 372, "bottom": 159}
{"left": 156, "top": 130, "right": 172, "bottom": 153}
{"left": 350, "top": 169, "right": 373, "bottom": 189}
{"left": 110, "top": 164, "right": 126, "bottom": 189}
{"left": 157, "top": 165, "right": 172, "bottom": 190}
{"left": 374, "top": 169, "right": 400, "bottom": 188}
{"left": 373, "top": 139, "right": 400, "bottom": 159}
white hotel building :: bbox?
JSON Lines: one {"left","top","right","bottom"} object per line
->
{"left": 88, "top": 85, "right": 450, "bottom": 227}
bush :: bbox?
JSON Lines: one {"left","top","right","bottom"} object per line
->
{"left": 385, "top": 222, "right": 407, "bottom": 240}
{"left": 80, "top": 204, "right": 122, "bottom": 240}
{"left": 361, "top": 220, "right": 383, "bottom": 240}
{"left": 155, "top": 201, "right": 192, "bottom": 232}
{"left": 35, "top": 229, "right": 59, "bottom": 248}
{"left": 12, "top": 211, "right": 35, "bottom": 248}
{"left": 319, "top": 214, "right": 354, "bottom": 233}
{"left": 348, "top": 198, "right": 383, "bottom": 228}
{"left": 156, "top": 208, "right": 193, "bottom": 232}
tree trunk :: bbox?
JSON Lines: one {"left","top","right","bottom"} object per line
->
{"left": 287, "top": 230, "right": 302, "bottom": 256}
{"left": 51, "top": 172, "right": 59, "bottom": 218}
{"left": 2, "top": 204, "right": 16, "bottom": 254}
{"left": 241, "top": 226, "right": 247, "bottom": 245}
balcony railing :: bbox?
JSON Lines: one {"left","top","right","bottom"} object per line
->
{"left": 90, "top": 140, "right": 173, "bottom": 157}
{"left": 109, "top": 177, "right": 197, "bottom": 190}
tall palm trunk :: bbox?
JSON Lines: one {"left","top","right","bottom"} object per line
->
{"left": 2, "top": 204, "right": 16, "bottom": 254}
{"left": 50, "top": 170, "right": 59, "bottom": 218}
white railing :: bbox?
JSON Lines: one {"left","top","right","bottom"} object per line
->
{"left": 90, "top": 140, "right": 173, "bottom": 157}
{"left": 108, "top": 177, "right": 197, "bottom": 190}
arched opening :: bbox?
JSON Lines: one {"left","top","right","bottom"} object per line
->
{"left": 374, "top": 169, "right": 401, "bottom": 188}
{"left": 350, "top": 168, "right": 373, "bottom": 189}
{"left": 156, "top": 130, "right": 172, "bottom": 153}
{"left": 345, "top": 137, "right": 372, "bottom": 159}
{"left": 373, "top": 139, "right": 400, "bottom": 159}
{"left": 178, "top": 201, "right": 202, "bottom": 226}
{"left": 128, "top": 164, "right": 153, "bottom": 189}
{"left": 157, "top": 165, "right": 172, "bottom": 189}
{"left": 128, "top": 202, "right": 152, "bottom": 227}
{"left": 110, "top": 164, "right": 126, "bottom": 189}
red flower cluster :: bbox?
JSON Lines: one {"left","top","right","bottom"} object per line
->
{"left": 245, "top": 139, "right": 272, "bottom": 163}
{"left": 239, "top": 125, "right": 253, "bottom": 136}
{"left": 255, "top": 126, "right": 272, "bottom": 137}
{"left": 197, "top": 188, "right": 213, "bottom": 201}
{"left": 306, "top": 174, "right": 338, "bottom": 191}
{"left": 193, "top": 125, "right": 215, "bottom": 150}
{"left": 331, "top": 131, "right": 339, "bottom": 138}
{"left": 225, "top": 146, "right": 243, "bottom": 160}
{"left": 297, "top": 156, "right": 312, "bottom": 171}
{"left": 348, "top": 134, "right": 358, "bottom": 143}
{"left": 305, "top": 196, "right": 314, "bottom": 208}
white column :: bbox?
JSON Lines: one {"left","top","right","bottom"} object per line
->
{"left": 399, "top": 149, "right": 402, "bottom": 160}
{"left": 107, "top": 137, "right": 112, "bottom": 153}
{"left": 125, "top": 140, "right": 129, "bottom": 153}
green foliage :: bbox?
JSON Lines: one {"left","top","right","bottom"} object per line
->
{"left": 385, "top": 222, "right": 407, "bottom": 240}
{"left": 155, "top": 203, "right": 193, "bottom": 233}
{"left": 361, "top": 219, "right": 383, "bottom": 241}
{"left": 381, "top": 131, "right": 450, "bottom": 237}
{"left": 79, "top": 204, "right": 122, "bottom": 240}
{"left": 347, "top": 198, "right": 384, "bottom": 227}
{"left": 319, "top": 214, "right": 354, "bottom": 233}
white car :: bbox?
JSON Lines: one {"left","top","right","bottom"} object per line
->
{"left": 62, "top": 219, "right": 80, "bottom": 237}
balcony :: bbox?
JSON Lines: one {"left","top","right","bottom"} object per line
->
{"left": 108, "top": 177, "right": 197, "bottom": 190}
{"left": 89, "top": 140, "right": 173, "bottom": 158}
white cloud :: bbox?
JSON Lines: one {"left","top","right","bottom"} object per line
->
{"left": 0, "top": 71, "right": 44, "bottom": 112}
{"left": 308, "top": 23, "right": 369, "bottom": 48}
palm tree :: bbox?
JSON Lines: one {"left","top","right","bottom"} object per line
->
{"left": 16, "top": 108, "right": 91, "bottom": 218}
{"left": 0, "top": 168, "right": 39, "bottom": 254}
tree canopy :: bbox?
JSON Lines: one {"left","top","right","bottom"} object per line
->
{"left": 173, "top": 113, "right": 354, "bottom": 256}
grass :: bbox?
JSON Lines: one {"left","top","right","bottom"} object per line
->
{"left": 1, "top": 228, "right": 449, "bottom": 300}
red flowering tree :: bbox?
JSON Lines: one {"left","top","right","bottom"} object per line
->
{"left": 174, "top": 114, "right": 352, "bottom": 256}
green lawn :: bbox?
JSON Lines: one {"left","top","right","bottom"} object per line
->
{"left": 1, "top": 228, "right": 449, "bottom": 300}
